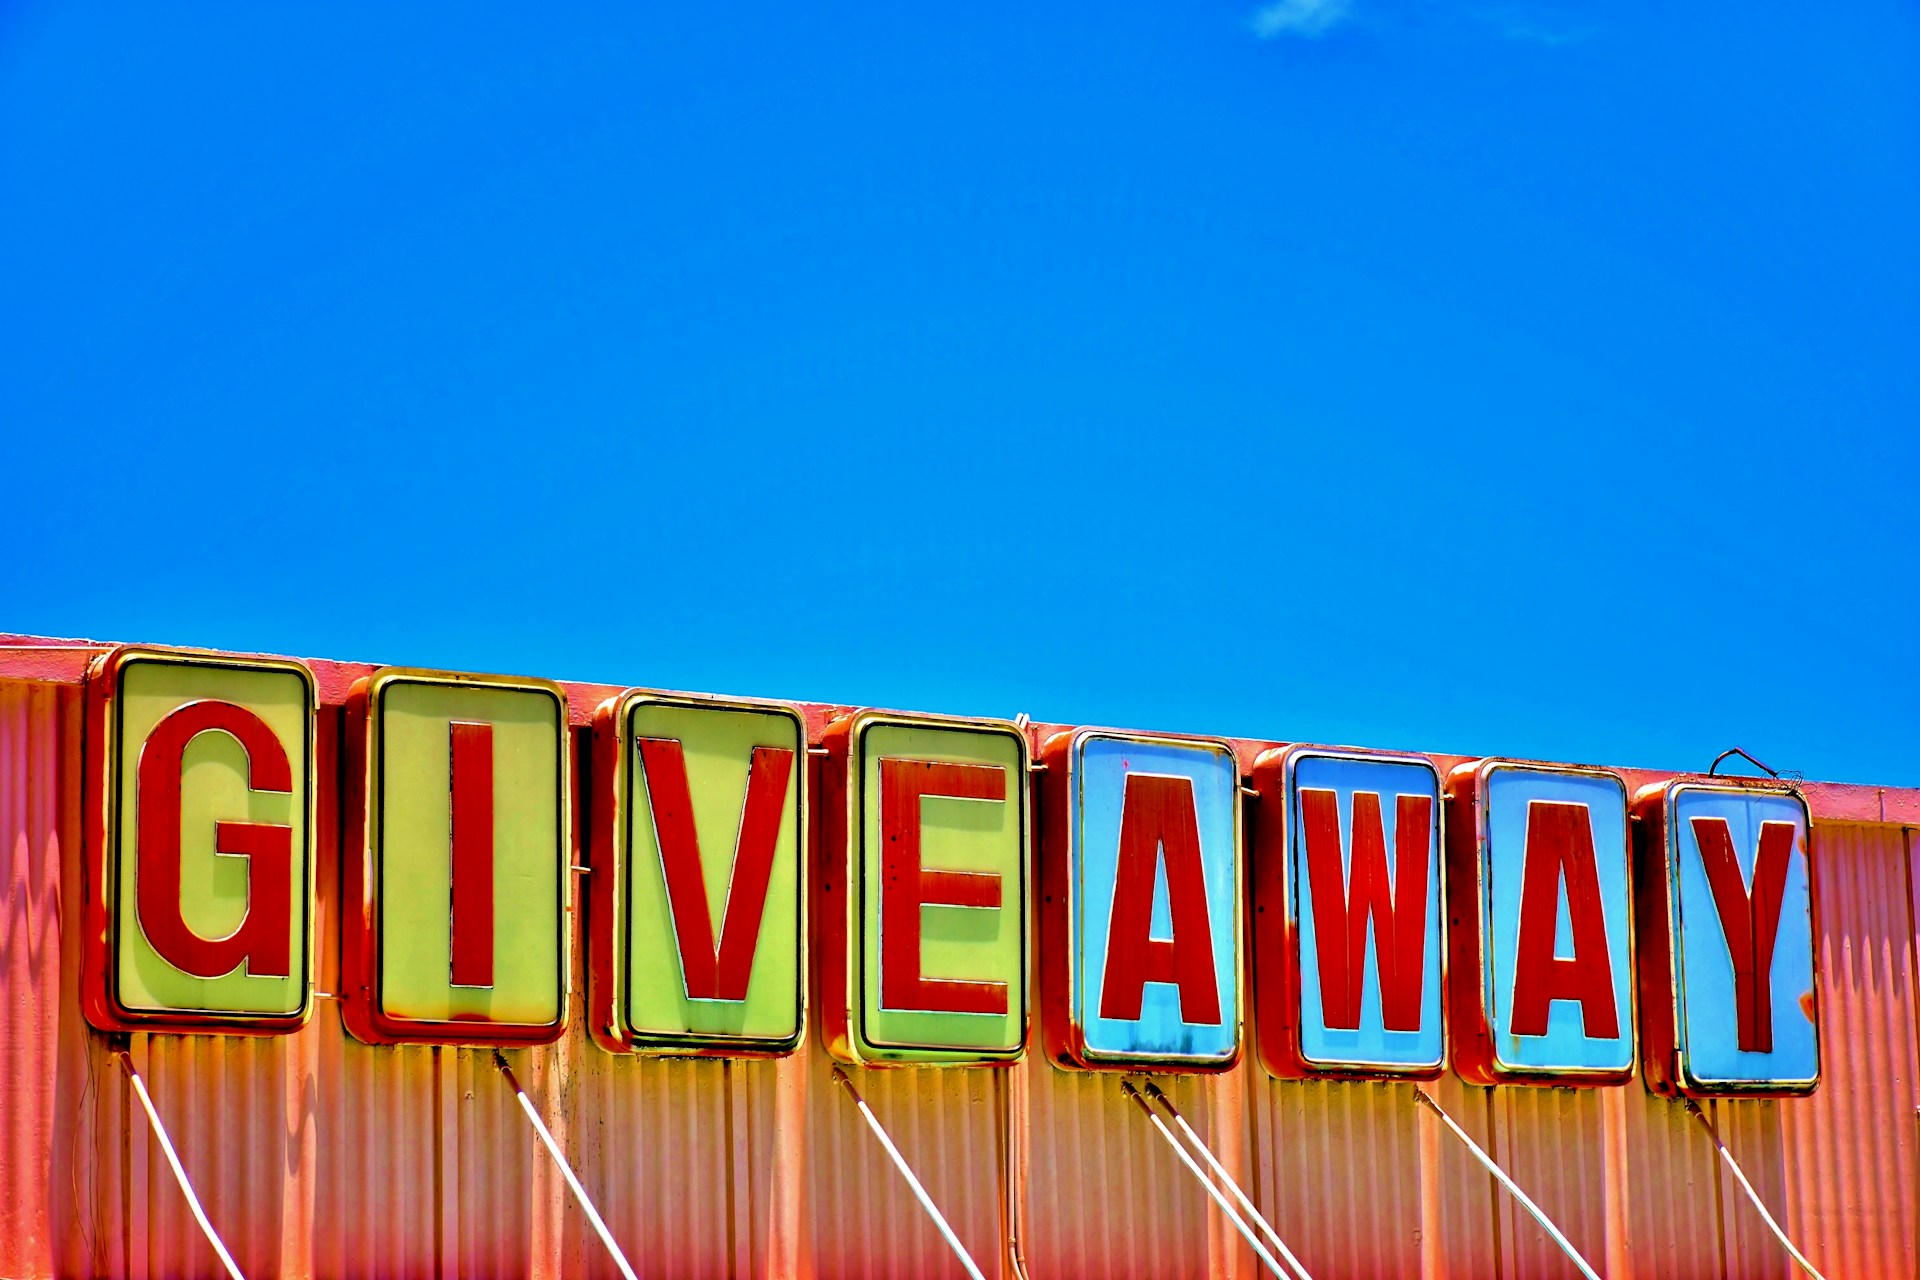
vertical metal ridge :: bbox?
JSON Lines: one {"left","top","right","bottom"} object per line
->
{"left": 0, "top": 681, "right": 59, "bottom": 1278}
{"left": 1490, "top": 1085, "right": 1609, "bottom": 1280}
{"left": 1774, "top": 822, "right": 1916, "bottom": 1278}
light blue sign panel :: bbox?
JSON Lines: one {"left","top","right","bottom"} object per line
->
{"left": 1672, "top": 787, "right": 1818, "bottom": 1089}
{"left": 1292, "top": 753, "right": 1444, "bottom": 1072}
{"left": 1483, "top": 767, "right": 1633, "bottom": 1075}
{"left": 1074, "top": 734, "right": 1239, "bottom": 1064}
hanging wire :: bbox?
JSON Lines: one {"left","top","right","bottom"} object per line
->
{"left": 492, "top": 1051, "right": 641, "bottom": 1280}
{"left": 115, "top": 1050, "right": 247, "bottom": 1280}
{"left": 1120, "top": 1081, "right": 1293, "bottom": 1279}
{"left": 1684, "top": 1101, "right": 1829, "bottom": 1280}
{"left": 1709, "top": 747, "right": 1780, "bottom": 778}
{"left": 1413, "top": 1088, "right": 1603, "bottom": 1280}
{"left": 1140, "top": 1082, "right": 1317, "bottom": 1280}
{"left": 832, "top": 1067, "right": 989, "bottom": 1280}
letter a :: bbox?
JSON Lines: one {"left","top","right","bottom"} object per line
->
{"left": 1099, "top": 773, "right": 1221, "bottom": 1024}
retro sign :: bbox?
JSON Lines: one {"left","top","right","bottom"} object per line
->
{"left": 1040, "top": 730, "right": 1241, "bottom": 1070}
{"left": 343, "top": 669, "right": 570, "bottom": 1045}
{"left": 589, "top": 693, "right": 805, "bottom": 1055}
{"left": 1634, "top": 780, "right": 1819, "bottom": 1097}
{"left": 73, "top": 640, "right": 1827, "bottom": 1096}
{"left": 83, "top": 647, "right": 317, "bottom": 1033}
{"left": 1254, "top": 747, "right": 1445, "bottom": 1079}
{"left": 820, "top": 712, "right": 1029, "bottom": 1066}
{"left": 1446, "top": 761, "right": 1635, "bottom": 1085}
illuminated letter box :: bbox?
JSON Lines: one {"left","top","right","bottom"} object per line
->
{"left": 343, "top": 669, "right": 570, "bottom": 1045}
{"left": 1039, "top": 729, "right": 1241, "bottom": 1070}
{"left": 1252, "top": 747, "right": 1444, "bottom": 1079}
{"left": 589, "top": 692, "right": 805, "bottom": 1055}
{"left": 83, "top": 647, "right": 316, "bottom": 1034}
{"left": 820, "top": 712, "right": 1029, "bottom": 1065}
{"left": 1633, "top": 779, "right": 1819, "bottom": 1096}
{"left": 1446, "top": 761, "right": 1635, "bottom": 1085}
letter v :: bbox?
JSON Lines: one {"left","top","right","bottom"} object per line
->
{"left": 638, "top": 739, "right": 794, "bottom": 1002}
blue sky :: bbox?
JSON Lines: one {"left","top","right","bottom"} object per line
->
{"left": 3, "top": 2, "right": 1915, "bottom": 785}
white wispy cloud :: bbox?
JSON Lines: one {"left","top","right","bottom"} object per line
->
{"left": 1251, "top": 0, "right": 1353, "bottom": 40}
{"left": 1475, "top": 5, "right": 1597, "bottom": 46}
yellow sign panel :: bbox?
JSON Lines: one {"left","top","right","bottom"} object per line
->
{"left": 825, "top": 712, "right": 1029, "bottom": 1065}
{"left": 344, "top": 669, "right": 570, "bottom": 1045}
{"left": 85, "top": 648, "right": 316, "bottom": 1033}
{"left": 591, "top": 694, "right": 805, "bottom": 1054}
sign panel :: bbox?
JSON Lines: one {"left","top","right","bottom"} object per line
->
{"left": 1254, "top": 747, "right": 1444, "bottom": 1079}
{"left": 343, "top": 669, "right": 569, "bottom": 1046}
{"left": 821, "top": 712, "right": 1028, "bottom": 1065}
{"left": 1446, "top": 761, "right": 1634, "bottom": 1085}
{"left": 589, "top": 693, "right": 805, "bottom": 1055}
{"left": 83, "top": 647, "right": 316, "bottom": 1034}
{"left": 1634, "top": 780, "right": 1819, "bottom": 1096}
{"left": 1040, "top": 730, "right": 1241, "bottom": 1070}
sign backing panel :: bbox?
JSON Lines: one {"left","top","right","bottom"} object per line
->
{"left": 820, "top": 711, "right": 1029, "bottom": 1066}
{"left": 1040, "top": 728, "right": 1241, "bottom": 1070}
{"left": 1447, "top": 760, "right": 1635, "bottom": 1086}
{"left": 84, "top": 647, "right": 316, "bottom": 1034}
{"left": 344, "top": 668, "right": 570, "bottom": 1046}
{"left": 1634, "top": 780, "right": 1819, "bottom": 1097}
{"left": 589, "top": 692, "right": 805, "bottom": 1056}
{"left": 1254, "top": 746, "right": 1445, "bottom": 1080}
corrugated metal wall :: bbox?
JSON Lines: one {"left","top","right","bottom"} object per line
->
{"left": 3, "top": 664, "right": 1918, "bottom": 1278}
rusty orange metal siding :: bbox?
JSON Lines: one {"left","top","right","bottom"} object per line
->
{"left": 5, "top": 646, "right": 1920, "bottom": 1279}
{"left": 1780, "top": 822, "right": 1917, "bottom": 1278}
{"left": 0, "top": 680, "right": 69, "bottom": 1277}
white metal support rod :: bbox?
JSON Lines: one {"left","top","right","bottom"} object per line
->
{"left": 116, "top": 1050, "right": 247, "bottom": 1280}
{"left": 1685, "top": 1101, "right": 1829, "bottom": 1280}
{"left": 1413, "top": 1088, "right": 1603, "bottom": 1280}
{"left": 831, "top": 1067, "right": 988, "bottom": 1280}
{"left": 493, "top": 1051, "right": 641, "bottom": 1280}
{"left": 1141, "top": 1082, "right": 1317, "bottom": 1280}
{"left": 1120, "top": 1082, "right": 1291, "bottom": 1279}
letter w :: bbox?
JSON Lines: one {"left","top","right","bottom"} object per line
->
{"left": 637, "top": 739, "right": 794, "bottom": 1002}
{"left": 1300, "top": 789, "right": 1432, "bottom": 1031}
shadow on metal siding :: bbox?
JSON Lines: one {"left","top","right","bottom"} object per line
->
{"left": 1614, "top": 1087, "right": 1722, "bottom": 1279}
{"left": 1245, "top": 1075, "right": 1499, "bottom": 1280}
{"left": 801, "top": 1051, "right": 1005, "bottom": 1280}
{"left": 1780, "top": 821, "right": 1917, "bottom": 1279}
{"left": 313, "top": 1031, "right": 442, "bottom": 1278}
{"left": 0, "top": 682, "right": 69, "bottom": 1278}
{"left": 1024, "top": 1060, "right": 1216, "bottom": 1279}
{"left": 559, "top": 1047, "right": 761, "bottom": 1279}
{"left": 1489, "top": 1086, "right": 1610, "bottom": 1280}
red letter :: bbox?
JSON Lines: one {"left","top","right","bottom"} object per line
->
{"left": 136, "top": 700, "right": 294, "bottom": 979}
{"left": 1691, "top": 817, "right": 1796, "bottom": 1053}
{"left": 1509, "top": 802, "right": 1618, "bottom": 1038}
{"left": 448, "top": 722, "right": 495, "bottom": 988}
{"left": 1300, "top": 789, "right": 1430, "bottom": 1031}
{"left": 637, "top": 738, "right": 795, "bottom": 1001}
{"left": 879, "top": 758, "right": 1007, "bottom": 1015}
{"left": 1098, "top": 773, "right": 1221, "bottom": 1024}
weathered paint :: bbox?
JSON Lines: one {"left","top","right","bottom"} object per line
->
{"left": 1635, "top": 780, "right": 1820, "bottom": 1096}
{"left": 588, "top": 692, "right": 807, "bottom": 1056}
{"left": 4, "top": 636, "right": 1920, "bottom": 1278}
{"left": 820, "top": 712, "right": 1030, "bottom": 1067}
{"left": 1040, "top": 729, "right": 1242, "bottom": 1071}
{"left": 343, "top": 668, "right": 571, "bottom": 1045}
{"left": 86, "top": 649, "right": 318, "bottom": 1033}
{"left": 1255, "top": 747, "right": 1448, "bottom": 1080}
{"left": 1447, "top": 762, "right": 1636, "bottom": 1086}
